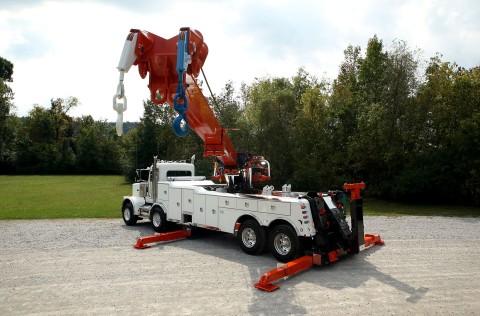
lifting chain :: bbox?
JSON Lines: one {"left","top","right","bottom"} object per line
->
{"left": 112, "top": 70, "right": 127, "bottom": 136}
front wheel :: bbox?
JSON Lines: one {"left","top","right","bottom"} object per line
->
{"left": 122, "top": 202, "right": 138, "bottom": 226}
{"left": 269, "top": 224, "right": 302, "bottom": 263}
{"left": 151, "top": 208, "right": 166, "bottom": 233}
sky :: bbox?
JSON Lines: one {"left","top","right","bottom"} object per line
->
{"left": 1, "top": 0, "right": 479, "bottom": 122}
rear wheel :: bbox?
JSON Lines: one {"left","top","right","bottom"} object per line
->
{"left": 237, "top": 220, "right": 267, "bottom": 255}
{"left": 122, "top": 202, "right": 137, "bottom": 226}
{"left": 151, "top": 208, "right": 166, "bottom": 233}
{"left": 269, "top": 224, "right": 301, "bottom": 263}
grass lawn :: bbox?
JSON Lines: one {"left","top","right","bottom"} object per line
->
{"left": 0, "top": 175, "right": 131, "bottom": 219}
{"left": 364, "top": 198, "right": 480, "bottom": 217}
{"left": 0, "top": 175, "right": 478, "bottom": 219}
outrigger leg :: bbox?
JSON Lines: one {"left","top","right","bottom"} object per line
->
{"left": 134, "top": 228, "right": 192, "bottom": 249}
{"left": 254, "top": 253, "right": 322, "bottom": 292}
{"left": 254, "top": 235, "right": 383, "bottom": 292}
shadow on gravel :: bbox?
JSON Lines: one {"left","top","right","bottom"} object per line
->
{"left": 316, "top": 246, "right": 429, "bottom": 303}
{"left": 119, "top": 222, "right": 427, "bottom": 314}
{"left": 120, "top": 222, "right": 308, "bottom": 314}
{"left": 119, "top": 221, "right": 154, "bottom": 234}
{"left": 244, "top": 246, "right": 428, "bottom": 314}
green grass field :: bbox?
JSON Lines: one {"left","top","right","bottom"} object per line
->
{"left": 0, "top": 175, "right": 478, "bottom": 219}
{"left": 0, "top": 175, "right": 131, "bottom": 219}
{"left": 364, "top": 198, "right": 480, "bottom": 217}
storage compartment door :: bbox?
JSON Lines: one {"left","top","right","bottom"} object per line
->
{"left": 158, "top": 183, "right": 169, "bottom": 201}
{"left": 259, "top": 200, "right": 291, "bottom": 216}
{"left": 182, "top": 189, "right": 194, "bottom": 214}
{"left": 168, "top": 188, "right": 182, "bottom": 221}
{"left": 205, "top": 195, "right": 218, "bottom": 228}
{"left": 193, "top": 194, "right": 206, "bottom": 225}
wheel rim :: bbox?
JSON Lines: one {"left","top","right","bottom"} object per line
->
{"left": 274, "top": 233, "right": 291, "bottom": 255}
{"left": 241, "top": 228, "right": 256, "bottom": 248}
{"left": 123, "top": 208, "right": 131, "bottom": 221}
{"left": 152, "top": 212, "right": 162, "bottom": 227}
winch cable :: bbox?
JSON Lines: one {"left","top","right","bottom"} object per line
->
{"left": 200, "top": 68, "right": 221, "bottom": 114}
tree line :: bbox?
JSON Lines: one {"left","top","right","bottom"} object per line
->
{"left": 1, "top": 35, "right": 479, "bottom": 205}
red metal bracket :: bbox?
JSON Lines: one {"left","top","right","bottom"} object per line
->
{"left": 254, "top": 234, "right": 384, "bottom": 292}
{"left": 343, "top": 182, "right": 366, "bottom": 200}
{"left": 134, "top": 229, "right": 191, "bottom": 249}
{"left": 364, "top": 234, "right": 384, "bottom": 247}
{"left": 254, "top": 255, "right": 319, "bottom": 292}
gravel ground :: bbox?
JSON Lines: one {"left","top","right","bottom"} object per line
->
{"left": 1, "top": 216, "right": 479, "bottom": 315}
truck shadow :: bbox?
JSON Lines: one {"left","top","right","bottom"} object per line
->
{"left": 121, "top": 223, "right": 428, "bottom": 314}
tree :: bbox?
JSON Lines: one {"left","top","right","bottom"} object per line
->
{"left": 75, "top": 116, "right": 121, "bottom": 174}
{"left": 0, "top": 57, "right": 13, "bottom": 82}
{"left": 15, "top": 106, "right": 59, "bottom": 173}
{"left": 0, "top": 56, "right": 16, "bottom": 173}
{"left": 15, "top": 97, "right": 79, "bottom": 173}
{"left": 0, "top": 115, "right": 21, "bottom": 173}
{"left": 50, "top": 97, "right": 77, "bottom": 142}
{"left": 0, "top": 57, "right": 14, "bottom": 118}
{"left": 208, "top": 81, "right": 251, "bottom": 154}
{"left": 396, "top": 57, "right": 480, "bottom": 204}
{"left": 328, "top": 44, "right": 363, "bottom": 182}
{"left": 292, "top": 72, "right": 336, "bottom": 190}
{"left": 357, "top": 35, "right": 388, "bottom": 105}
{"left": 350, "top": 35, "right": 389, "bottom": 189}
{"left": 244, "top": 76, "right": 298, "bottom": 187}
{"left": 335, "top": 36, "right": 423, "bottom": 198}
{"left": 0, "top": 79, "right": 14, "bottom": 120}
{"left": 121, "top": 99, "right": 203, "bottom": 180}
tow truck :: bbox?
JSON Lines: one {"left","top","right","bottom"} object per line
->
{"left": 113, "top": 27, "right": 383, "bottom": 291}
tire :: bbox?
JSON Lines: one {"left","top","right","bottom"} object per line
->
{"left": 150, "top": 208, "right": 166, "bottom": 233}
{"left": 122, "top": 202, "right": 138, "bottom": 226}
{"left": 237, "top": 220, "right": 267, "bottom": 255}
{"left": 269, "top": 224, "right": 301, "bottom": 263}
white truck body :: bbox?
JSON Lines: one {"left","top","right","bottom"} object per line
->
{"left": 124, "top": 161, "right": 321, "bottom": 237}
{"left": 122, "top": 160, "right": 357, "bottom": 263}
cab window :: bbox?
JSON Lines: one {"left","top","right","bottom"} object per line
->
{"left": 166, "top": 170, "right": 192, "bottom": 177}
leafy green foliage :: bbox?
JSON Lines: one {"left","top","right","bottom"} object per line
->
{"left": 75, "top": 116, "right": 122, "bottom": 174}
{"left": 11, "top": 98, "right": 123, "bottom": 174}
{"left": 0, "top": 57, "right": 13, "bottom": 82}
{"left": 0, "top": 56, "right": 16, "bottom": 173}
{"left": 244, "top": 76, "right": 298, "bottom": 186}
{"left": 120, "top": 99, "right": 204, "bottom": 181}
